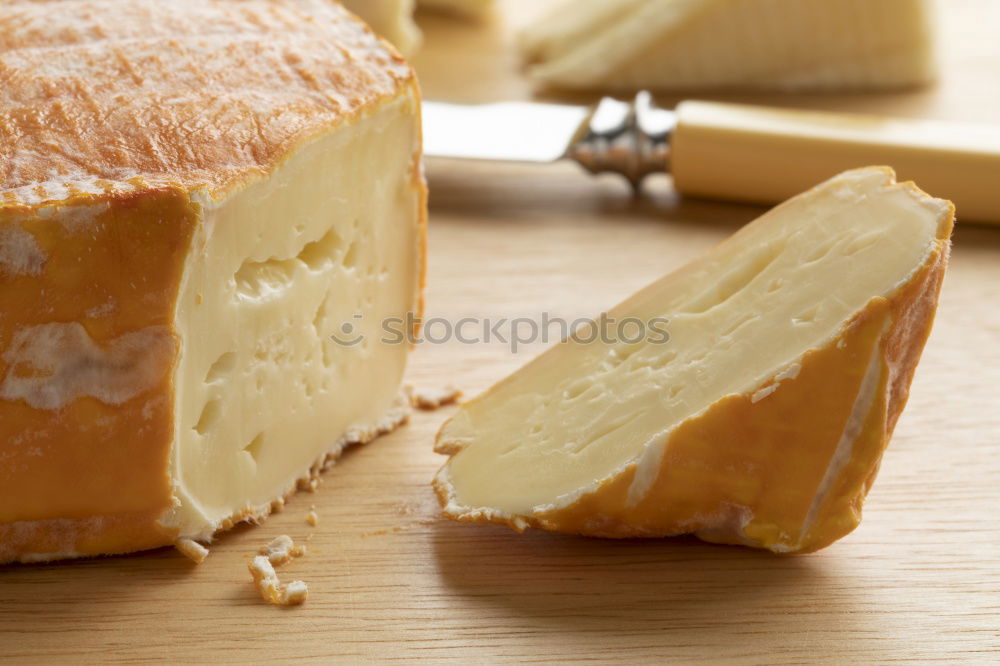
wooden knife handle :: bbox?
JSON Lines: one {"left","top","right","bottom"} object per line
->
{"left": 670, "top": 100, "right": 1000, "bottom": 225}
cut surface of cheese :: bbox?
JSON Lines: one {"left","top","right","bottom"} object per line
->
{"left": 435, "top": 167, "right": 952, "bottom": 553}
{"left": 520, "top": 0, "right": 936, "bottom": 91}
{"left": 0, "top": 0, "right": 425, "bottom": 563}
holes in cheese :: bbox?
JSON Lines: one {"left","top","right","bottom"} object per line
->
{"left": 299, "top": 228, "right": 343, "bottom": 272}
{"left": 193, "top": 399, "right": 223, "bottom": 436}
{"left": 234, "top": 257, "right": 298, "bottom": 301}
{"left": 167, "top": 99, "right": 422, "bottom": 540}
{"left": 205, "top": 352, "right": 237, "bottom": 385}
{"left": 682, "top": 240, "right": 785, "bottom": 315}
{"left": 342, "top": 222, "right": 365, "bottom": 271}
{"left": 234, "top": 224, "right": 352, "bottom": 301}
{"left": 243, "top": 433, "right": 266, "bottom": 464}
{"left": 434, "top": 167, "right": 953, "bottom": 554}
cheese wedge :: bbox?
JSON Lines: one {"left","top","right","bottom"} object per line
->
{"left": 342, "top": 0, "right": 423, "bottom": 56}
{"left": 0, "top": 0, "right": 426, "bottom": 563}
{"left": 435, "top": 168, "right": 952, "bottom": 554}
{"left": 342, "top": 0, "right": 492, "bottom": 55}
{"left": 421, "top": 0, "right": 493, "bottom": 18}
{"left": 520, "top": 0, "right": 936, "bottom": 91}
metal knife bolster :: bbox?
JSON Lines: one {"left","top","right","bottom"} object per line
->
{"left": 566, "top": 92, "right": 676, "bottom": 187}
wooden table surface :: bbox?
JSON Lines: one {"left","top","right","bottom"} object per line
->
{"left": 3, "top": 1, "right": 999, "bottom": 663}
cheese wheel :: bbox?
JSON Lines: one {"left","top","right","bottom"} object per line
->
{"left": 0, "top": 0, "right": 426, "bottom": 563}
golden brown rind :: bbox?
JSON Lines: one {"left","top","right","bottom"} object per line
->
{"left": 0, "top": 0, "right": 415, "bottom": 205}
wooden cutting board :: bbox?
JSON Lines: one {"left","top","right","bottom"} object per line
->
{"left": 3, "top": 2, "right": 999, "bottom": 663}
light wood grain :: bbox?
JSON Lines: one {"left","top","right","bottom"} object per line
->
{"left": 3, "top": 1, "right": 1000, "bottom": 663}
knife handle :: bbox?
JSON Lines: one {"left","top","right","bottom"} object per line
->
{"left": 670, "top": 100, "right": 1000, "bottom": 224}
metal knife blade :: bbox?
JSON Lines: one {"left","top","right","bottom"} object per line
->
{"left": 423, "top": 93, "right": 676, "bottom": 186}
{"left": 422, "top": 100, "right": 589, "bottom": 163}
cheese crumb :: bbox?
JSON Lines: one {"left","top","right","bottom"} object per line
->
{"left": 248, "top": 556, "right": 308, "bottom": 607}
{"left": 282, "top": 579, "right": 309, "bottom": 605}
{"left": 297, "top": 476, "right": 320, "bottom": 493}
{"left": 774, "top": 363, "right": 802, "bottom": 382}
{"left": 258, "top": 534, "right": 306, "bottom": 566}
{"left": 175, "top": 538, "right": 209, "bottom": 564}
{"left": 306, "top": 508, "right": 319, "bottom": 527}
{"left": 408, "top": 384, "right": 462, "bottom": 410}
{"left": 750, "top": 384, "right": 778, "bottom": 404}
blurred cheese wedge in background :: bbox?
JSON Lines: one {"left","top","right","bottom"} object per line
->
{"left": 342, "top": 0, "right": 423, "bottom": 56}
{"left": 344, "top": 0, "right": 493, "bottom": 55}
{"left": 520, "top": 0, "right": 936, "bottom": 91}
{"left": 421, "top": 0, "right": 493, "bottom": 17}
{"left": 435, "top": 167, "right": 953, "bottom": 554}
{"left": 0, "top": 0, "right": 426, "bottom": 563}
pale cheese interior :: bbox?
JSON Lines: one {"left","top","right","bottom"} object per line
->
{"left": 441, "top": 169, "right": 945, "bottom": 516}
{"left": 167, "top": 96, "right": 421, "bottom": 538}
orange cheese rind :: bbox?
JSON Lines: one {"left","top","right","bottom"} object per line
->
{"left": 434, "top": 167, "right": 953, "bottom": 554}
{"left": 0, "top": 389, "right": 412, "bottom": 564}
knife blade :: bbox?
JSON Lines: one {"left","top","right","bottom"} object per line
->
{"left": 422, "top": 100, "right": 590, "bottom": 164}
{"left": 422, "top": 93, "right": 1000, "bottom": 224}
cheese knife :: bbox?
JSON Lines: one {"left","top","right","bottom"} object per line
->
{"left": 423, "top": 92, "right": 1000, "bottom": 224}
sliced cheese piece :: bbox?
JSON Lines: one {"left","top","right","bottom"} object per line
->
{"left": 435, "top": 167, "right": 953, "bottom": 554}
{"left": 0, "top": 0, "right": 425, "bottom": 564}
{"left": 520, "top": 0, "right": 936, "bottom": 91}
{"left": 342, "top": 0, "right": 492, "bottom": 56}
{"left": 420, "top": 0, "right": 494, "bottom": 18}
{"left": 342, "top": 0, "right": 423, "bottom": 56}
